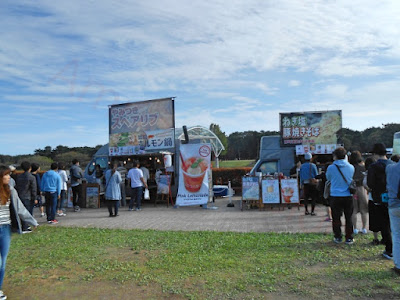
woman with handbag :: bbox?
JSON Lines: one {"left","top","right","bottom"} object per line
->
{"left": 105, "top": 163, "right": 122, "bottom": 217}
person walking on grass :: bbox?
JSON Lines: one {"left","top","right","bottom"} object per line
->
{"left": 41, "top": 163, "right": 62, "bottom": 225}
{"left": 367, "top": 143, "right": 394, "bottom": 260}
{"left": 1, "top": 165, "right": 39, "bottom": 300}
{"left": 127, "top": 160, "right": 148, "bottom": 211}
{"left": 326, "top": 147, "right": 355, "bottom": 245}
{"left": 105, "top": 163, "right": 122, "bottom": 217}
{"left": 299, "top": 152, "right": 318, "bottom": 216}
{"left": 70, "top": 159, "right": 84, "bottom": 212}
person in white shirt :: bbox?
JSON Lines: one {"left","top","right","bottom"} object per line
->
{"left": 140, "top": 162, "right": 150, "bottom": 186}
{"left": 127, "top": 160, "right": 148, "bottom": 211}
{"left": 57, "top": 162, "right": 68, "bottom": 217}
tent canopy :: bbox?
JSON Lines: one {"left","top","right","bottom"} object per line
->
{"left": 175, "top": 126, "right": 225, "bottom": 157}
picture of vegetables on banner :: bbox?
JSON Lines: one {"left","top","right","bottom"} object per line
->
{"left": 280, "top": 179, "right": 299, "bottom": 203}
{"left": 181, "top": 157, "right": 208, "bottom": 192}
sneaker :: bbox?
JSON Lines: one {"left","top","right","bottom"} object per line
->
{"left": 311, "top": 212, "right": 316, "bottom": 216}
{"left": 324, "top": 217, "right": 332, "bottom": 222}
{"left": 353, "top": 229, "right": 359, "bottom": 235}
{"left": 57, "top": 212, "right": 66, "bottom": 217}
{"left": 135, "top": 208, "right": 142, "bottom": 211}
{"left": 305, "top": 211, "right": 310, "bottom": 215}
{"left": 40, "top": 212, "right": 45, "bottom": 217}
{"left": 128, "top": 208, "right": 133, "bottom": 211}
{"left": 345, "top": 238, "right": 354, "bottom": 245}
{"left": 47, "top": 220, "right": 53, "bottom": 224}
{"left": 333, "top": 237, "right": 343, "bottom": 244}
{"left": 0, "top": 290, "right": 7, "bottom": 300}
{"left": 383, "top": 251, "right": 393, "bottom": 260}
{"left": 361, "top": 228, "right": 368, "bottom": 234}
{"left": 74, "top": 206, "right": 81, "bottom": 212}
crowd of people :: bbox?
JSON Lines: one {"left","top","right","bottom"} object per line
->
{"left": 298, "top": 143, "right": 400, "bottom": 275}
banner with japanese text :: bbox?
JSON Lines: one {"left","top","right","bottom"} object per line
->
{"left": 176, "top": 144, "right": 211, "bottom": 206}
{"left": 279, "top": 110, "right": 342, "bottom": 152}
{"left": 109, "top": 98, "right": 175, "bottom": 156}
{"left": 242, "top": 177, "right": 260, "bottom": 200}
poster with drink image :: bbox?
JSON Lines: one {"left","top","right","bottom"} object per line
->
{"left": 261, "top": 179, "right": 280, "bottom": 204}
{"left": 280, "top": 179, "right": 300, "bottom": 203}
{"left": 176, "top": 144, "right": 211, "bottom": 206}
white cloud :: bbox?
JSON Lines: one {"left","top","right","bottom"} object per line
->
{"left": 288, "top": 80, "right": 301, "bottom": 87}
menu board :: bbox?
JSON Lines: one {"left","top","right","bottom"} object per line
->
{"left": 261, "top": 179, "right": 280, "bottom": 204}
{"left": 242, "top": 177, "right": 260, "bottom": 200}
{"left": 280, "top": 179, "right": 300, "bottom": 204}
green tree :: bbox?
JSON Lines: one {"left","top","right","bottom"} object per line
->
{"left": 209, "top": 123, "right": 228, "bottom": 157}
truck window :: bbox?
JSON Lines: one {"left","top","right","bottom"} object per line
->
{"left": 258, "top": 161, "right": 278, "bottom": 175}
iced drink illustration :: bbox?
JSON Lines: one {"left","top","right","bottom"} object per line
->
{"left": 281, "top": 187, "right": 294, "bottom": 203}
{"left": 182, "top": 157, "right": 208, "bottom": 192}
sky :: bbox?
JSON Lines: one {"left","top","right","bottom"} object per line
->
{"left": 1, "top": 0, "right": 400, "bottom": 155}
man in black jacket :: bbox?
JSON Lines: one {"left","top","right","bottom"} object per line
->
{"left": 367, "top": 143, "right": 394, "bottom": 259}
{"left": 16, "top": 161, "right": 37, "bottom": 232}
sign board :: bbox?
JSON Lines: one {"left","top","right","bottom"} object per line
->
{"left": 280, "top": 179, "right": 300, "bottom": 204}
{"left": 176, "top": 144, "right": 211, "bottom": 206}
{"left": 109, "top": 98, "right": 175, "bottom": 156}
{"left": 242, "top": 177, "right": 260, "bottom": 200}
{"left": 261, "top": 179, "right": 280, "bottom": 204}
{"left": 86, "top": 186, "right": 100, "bottom": 208}
{"left": 280, "top": 110, "right": 342, "bottom": 153}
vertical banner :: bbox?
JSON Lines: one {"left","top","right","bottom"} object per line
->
{"left": 176, "top": 144, "right": 211, "bottom": 206}
{"left": 280, "top": 179, "right": 300, "bottom": 203}
{"left": 261, "top": 179, "right": 280, "bottom": 204}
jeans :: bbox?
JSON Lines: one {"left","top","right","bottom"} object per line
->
{"left": 389, "top": 206, "right": 400, "bottom": 268}
{"left": 330, "top": 196, "right": 354, "bottom": 240}
{"left": 71, "top": 185, "right": 82, "bottom": 207}
{"left": 130, "top": 186, "right": 143, "bottom": 209}
{"left": 0, "top": 224, "right": 11, "bottom": 289}
{"left": 45, "top": 192, "right": 58, "bottom": 221}
{"left": 57, "top": 190, "right": 66, "bottom": 211}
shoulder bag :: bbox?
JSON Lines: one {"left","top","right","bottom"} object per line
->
{"left": 335, "top": 165, "right": 357, "bottom": 195}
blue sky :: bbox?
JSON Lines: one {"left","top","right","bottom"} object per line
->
{"left": 1, "top": 0, "right": 400, "bottom": 155}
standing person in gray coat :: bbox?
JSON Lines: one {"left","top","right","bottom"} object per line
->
{"left": 105, "top": 163, "right": 122, "bottom": 217}
{"left": 69, "top": 159, "right": 84, "bottom": 212}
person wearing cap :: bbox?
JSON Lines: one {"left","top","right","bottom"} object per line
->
{"left": 326, "top": 147, "right": 355, "bottom": 245}
{"left": 299, "top": 152, "right": 319, "bottom": 216}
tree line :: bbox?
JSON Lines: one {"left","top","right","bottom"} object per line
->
{"left": 1, "top": 123, "right": 399, "bottom": 170}
{"left": 210, "top": 123, "right": 400, "bottom": 160}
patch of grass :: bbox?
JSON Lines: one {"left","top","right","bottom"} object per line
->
{"left": 212, "top": 160, "right": 255, "bottom": 168}
{"left": 5, "top": 227, "right": 399, "bottom": 299}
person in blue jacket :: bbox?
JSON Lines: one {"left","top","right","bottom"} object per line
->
{"left": 386, "top": 158, "right": 400, "bottom": 274}
{"left": 326, "top": 147, "right": 355, "bottom": 245}
{"left": 299, "top": 153, "right": 319, "bottom": 216}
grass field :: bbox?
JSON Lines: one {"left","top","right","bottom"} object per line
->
{"left": 4, "top": 227, "right": 400, "bottom": 300}
{"left": 212, "top": 160, "right": 256, "bottom": 168}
